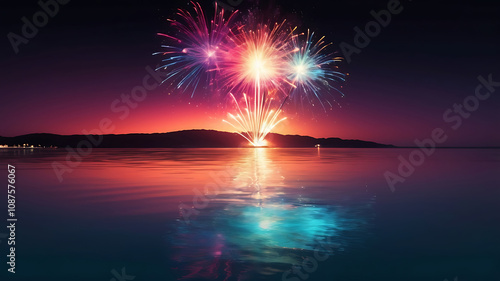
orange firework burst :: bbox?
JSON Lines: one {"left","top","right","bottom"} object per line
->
{"left": 221, "top": 20, "right": 296, "bottom": 95}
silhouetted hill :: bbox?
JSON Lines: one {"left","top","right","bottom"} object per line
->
{"left": 0, "top": 130, "right": 395, "bottom": 148}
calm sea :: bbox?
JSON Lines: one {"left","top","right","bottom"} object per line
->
{"left": 1, "top": 148, "right": 499, "bottom": 281}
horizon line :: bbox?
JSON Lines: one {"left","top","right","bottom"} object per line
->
{"left": 1, "top": 130, "right": 499, "bottom": 148}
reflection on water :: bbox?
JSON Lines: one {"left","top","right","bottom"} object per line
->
{"left": 171, "top": 148, "right": 374, "bottom": 280}
{"left": 2, "top": 148, "right": 499, "bottom": 281}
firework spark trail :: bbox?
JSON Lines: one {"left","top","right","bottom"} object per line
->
{"left": 223, "top": 93, "right": 286, "bottom": 146}
{"left": 156, "top": 2, "right": 346, "bottom": 146}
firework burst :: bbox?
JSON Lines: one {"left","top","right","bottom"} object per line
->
{"left": 220, "top": 21, "right": 296, "bottom": 96}
{"left": 285, "top": 30, "right": 346, "bottom": 110}
{"left": 153, "top": 1, "right": 238, "bottom": 96}
{"left": 156, "top": 2, "right": 346, "bottom": 146}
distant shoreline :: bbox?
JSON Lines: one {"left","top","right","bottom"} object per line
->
{"left": 1, "top": 130, "right": 498, "bottom": 149}
{"left": 0, "top": 130, "right": 394, "bottom": 149}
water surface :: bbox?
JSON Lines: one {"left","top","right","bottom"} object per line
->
{"left": 1, "top": 148, "right": 499, "bottom": 280}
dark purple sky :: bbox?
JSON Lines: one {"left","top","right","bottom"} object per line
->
{"left": 1, "top": 0, "right": 499, "bottom": 146}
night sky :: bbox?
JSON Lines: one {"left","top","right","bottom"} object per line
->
{"left": 1, "top": 0, "right": 499, "bottom": 146}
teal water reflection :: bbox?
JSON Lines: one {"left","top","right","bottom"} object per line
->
{"left": 171, "top": 148, "right": 374, "bottom": 280}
